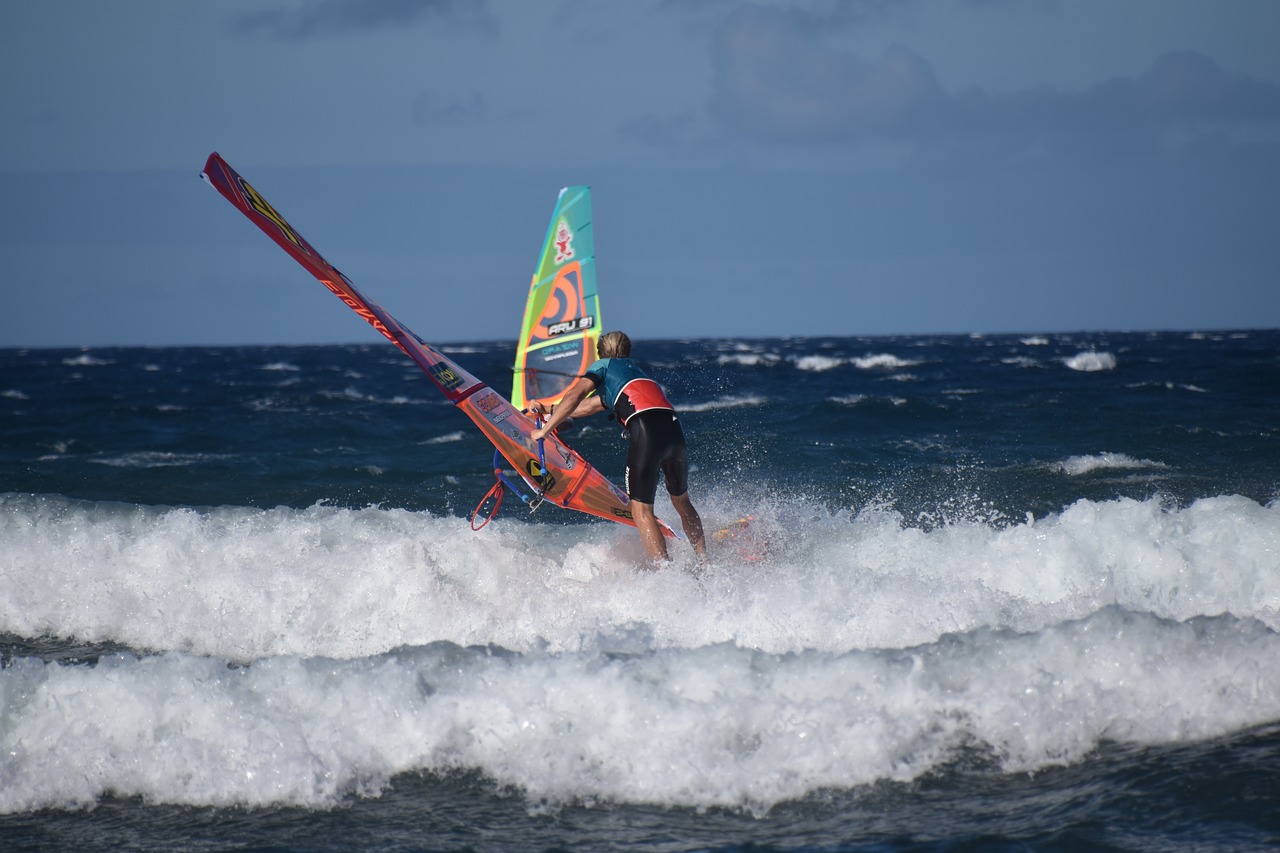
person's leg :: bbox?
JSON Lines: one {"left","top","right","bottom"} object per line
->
{"left": 655, "top": 416, "right": 706, "bottom": 560}
{"left": 624, "top": 414, "right": 668, "bottom": 562}
{"left": 629, "top": 500, "right": 669, "bottom": 563}
{"left": 669, "top": 491, "right": 706, "bottom": 560}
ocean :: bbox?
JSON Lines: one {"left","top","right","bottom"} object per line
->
{"left": 2, "top": 330, "right": 1278, "bottom": 852}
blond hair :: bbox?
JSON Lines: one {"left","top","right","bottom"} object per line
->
{"left": 597, "top": 330, "right": 631, "bottom": 359}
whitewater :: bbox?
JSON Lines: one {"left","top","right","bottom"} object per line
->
{"left": 1, "top": 330, "right": 1277, "bottom": 850}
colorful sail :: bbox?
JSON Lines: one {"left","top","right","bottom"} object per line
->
{"left": 200, "top": 152, "right": 669, "bottom": 535}
{"left": 511, "top": 186, "right": 600, "bottom": 411}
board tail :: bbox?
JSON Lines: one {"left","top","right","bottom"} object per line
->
{"left": 511, "top": 186, "right": 600, "bottom": 410}
{"left": 200, "top": 153, "right": 670, "bottom": 536}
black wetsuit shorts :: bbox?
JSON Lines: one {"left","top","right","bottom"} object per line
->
{"left": 624, "top": 410, "right": 688, "bottom": 504}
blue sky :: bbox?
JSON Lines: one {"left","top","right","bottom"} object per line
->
{"left": 3, "top": 0, "right": 1279, "bottom": 347}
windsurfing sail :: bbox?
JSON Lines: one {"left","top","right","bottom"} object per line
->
{"left": 200, "top": 152, "right": 671, "bottom": 536}
{"left": 511, "top": 186, "right": 600, "bottom": 411}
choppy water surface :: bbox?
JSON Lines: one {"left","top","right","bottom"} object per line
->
{"left": 2, "top": 330, "right": 1277, "bottom": 850}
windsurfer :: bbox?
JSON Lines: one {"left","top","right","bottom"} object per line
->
{"left": 530, "top": 331, "right": 707, "bottom": 564}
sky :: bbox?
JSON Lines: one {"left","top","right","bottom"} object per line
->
{"left": 3, "top": 0, "right": 1279, "bottom": 347}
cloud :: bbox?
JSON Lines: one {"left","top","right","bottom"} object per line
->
{"left": 661, "top": 0, "right": 912, "bottom": 29}
{"left": 1087, "top": 50, "right": 1280, "bottom": 125}
{"left": 934, "top": 50, "right": 1280, "bottom": 163}
{"left": 231, "top": 0, "right": 498, "bottom": 40}
{"left": 616, "top": 112, "right": 701, "bottom": 149}
{"left": 709, "top": 5, "right": 941, "bottom": 140}
{"left": 412, "top": 90, "right": 485, "bottom": 125}
{"left": 706, "top": 4, "right": 1280, "bottom": 162}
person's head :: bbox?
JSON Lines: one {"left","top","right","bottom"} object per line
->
{"left": 597, "top": 330, "right": 631, "bottom": 359}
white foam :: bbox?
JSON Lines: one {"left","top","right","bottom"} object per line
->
{"left": 1, "top": 607, "right": 1277, "bottom": 813}
{"left": 793, "top": 355, "right": 844, "bottom": 371}
{"left": 61, "top": 353, "right": 111, "bottom": 367}
{"left": 89, "top": 451, "right": 227, "bottom": 469}
{"left": 3, "top": 492, "right": 1277, "bottom": 659}
{"left": 3, "top": 492, "right": 1279, "bottom": 811}
{"left": 1064, "top": 351, "right": 1117, "bottom": 371}
{"left": 1053, "top": 453, "right": 1168, "bottom": 477}
{"left": 424, "top": 431, "right": 468, "bottom": 445}
{"left": 320, "top": 386, "right": 375, "bottom": 402}
{"left": 716, "top": 353, "right": 781, "bottom": 367}
{"left": 852, "top": 353, "right": 919, "bottom": 370}
{"left": 680, "top": 395, "right": 768, "bottom": 413}
{"left": 828, "top": 394, "right": 907, "bottom": 407}
{"left": 1127, "top": 381, "right": 1209, "bottom": 394}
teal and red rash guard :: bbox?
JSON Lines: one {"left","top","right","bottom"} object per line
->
{"left": 584, "top": 358, "right": 674, "bottom": 425}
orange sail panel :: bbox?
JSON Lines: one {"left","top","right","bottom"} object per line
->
{"left": 200, "top": 152, "right": 666, "bottom": 534}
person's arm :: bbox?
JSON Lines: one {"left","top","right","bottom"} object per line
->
{"left": 531, "top": 376, "right": 596, "bottom": 440}
{"left": 567, "top": 394, "right": 605, "bottom": 418}
{"left": 528, "top": 389, "right": 603, "bottom": 420}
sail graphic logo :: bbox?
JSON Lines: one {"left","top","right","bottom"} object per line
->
{"left": 547, "top": 315, "right": 595, "bottom": 336}
{"left": 553, "top": 218, "right": 574, "bottom": 264}
{"left": 525, "top": 459, "right": 556, "bottom": 491}
{"left": 474, "top": 391, "right": 512, "bottom": 423}
{"left": 237, "top": 177, "right": 304, "bottom": 249}
{"left": 318, "top": 279, "right": 398, "bottom": 346}
{"left": 427, "top": 363, "right": 463, "bottom": 391}
{"left": 532, "top": 263, "right": 589, "bottom": 342}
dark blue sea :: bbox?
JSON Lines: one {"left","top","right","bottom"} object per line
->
{"left": 2, "top": 330, "right": 1279, "bottom": 852}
